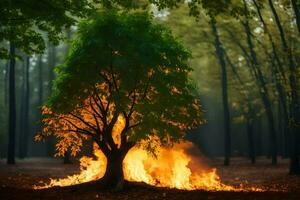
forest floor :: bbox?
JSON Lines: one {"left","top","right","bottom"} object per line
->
{"left": 0, "top": 157, "right": 300, "bottom": 200}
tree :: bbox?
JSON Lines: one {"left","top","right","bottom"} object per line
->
{"left": 267, "top": 0, "right": 300, "bottom": 174}
{"left": 36, "top": 11, "right": 202, "bottom": 189}
{"left": 1, "top": 0, "right": 97, "bottom": 165}
{"left": 224, "top": 46, "right": 259, "bottom": 164}
{"left": 18, "top": 56, "right": 30, "bottom": 158}
{"left": 211, "top": 21, "right": 231, "bottom": 166}
{"left": 242, "top": 0, "right": 278, "bottom": 165}
{"left": 7, "top": 42, "right": 16, "bottom": 164}
{"left": 290, "top": 0, "right": 300, "bottom": 34}
{"left": 0, "top": 0, "right": 98, "bottom": 58}
{"left": 252, "top": 0, "right": 289, "bottom": 158}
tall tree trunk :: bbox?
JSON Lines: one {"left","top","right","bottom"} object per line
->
{"left": 278, "top": 103, "right": 289, "bottom": 158}
{"left": 46, "top": 44, "right": 57, "bottom": 158}
{"left": 268, "top": 0, "right": 300, "bottom": 173}
{"left": 243, "top": 1, "right": 278, "bottom": 164}
{"left": 63, "top": 151, "right": 71, "bottom": 164}
{"left": 255, "top": 117, "right": 262, "bottom": 156}
{"left": 18, "top": 58, "right": 26, "bottom": 158}
{"left": 37, "top": 55, "right": 51, "bottom": 156}
{"left": 289, "top": 129, "right": 300, "bottom": 174}
{"left": 7, "top": 42, "right": 16, "bottom": 164}
{"left": 224, "top": 50, "right": 256, "bottom": 164}
{"left": 291, "top": 0, "right": 300, "bottom": 34}
{"left": 211, "top": 21, "right": 231, "bottom": 166}
{"left": 47, "top": 42, "right": 56, "bottom": 94}
{"left": 18, "top": 56, "right": 30, "bottom": 158}
{"left": 4, "top": 61, "right": 9, "bottom": 106}
{"left": 253, "top": 0, "right": 289, "bottom": 159}
{"left": 38, "top": 55, "right": 43, "bottom": 107}
{"left": 247, "top": 117, "right": 255, "bottom": 164}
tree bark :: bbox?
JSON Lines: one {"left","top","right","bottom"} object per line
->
{"left": 255, "top": 117, "right": 262, "bottom": 156}
{"left": 37, "top": 55, "right": 53, "bottom": 156}
{"left": 289, "top": 128, "right": 300, "bottom": 174}
{"left": 224, "top": 49, "right": 256, "bottom": 164}
{"left": 18, "top": 56, "right": 30, "bottom": 158}
{"left": 63, "top": 151, "right": 72, "bottom": 164}
{"left": 4, "top": 61, "right": 9, "bottom": 106}
{"left": 101, "top": 151, "right": 126, "bottom": 190}
{"left": 247, "top": 118, "right": 256, "bottom": 164}
{"left": 253, "top": 0, "right": 289, "bottom": 159}
{"left": 243, "top": 1, "right": 278, "bottom": 164}
{"left": 211, "top": 21, "right": 231, "bottom": 166}
{"left": 47, "top": 42, "right": 56, "bottom": 95}
{"left": 7, "top": 42, "right": 16, "bottom": 164}
{"left": 268, "top": 0, "right": 300, "bottom": 173}
{"left": 291, "top": 0, "right": 300, "bottom": 34}
{"left": 38, "top": 55, "right": 43, "bottom": 107}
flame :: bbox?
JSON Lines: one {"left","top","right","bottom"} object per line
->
{"left": 123, "top": 142, "right": 225, "bottom": 190}
{"left": 34, "top": 141, "right": 262, "bottom": 191}
{"left": 35, "top": 97, "right": 262, "bottom": 191}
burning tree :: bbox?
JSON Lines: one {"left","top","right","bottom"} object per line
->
{"left": 36, "top": 10, "right": 203, "bottom": 189}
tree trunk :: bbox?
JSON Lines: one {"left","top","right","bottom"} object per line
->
{"left": 18, "top": 56, "right": 30, "bottom": 158}
{"left": 47, "top": 43, "right": 57, "bottom": 159}
{"left": 7, "top": 42, "right": 16, "bottom": 164}
{"left": 253, "top": 0, "right": 290, "bottom": 160}
{"left": 268, "top": 0, "right": 300, "bottom": 172}
{"left": 247, "top": 118, "right": 256, "bottom": 164}
{"left": 242, "top": 1, "right": 278, "bottom": 164}
{"left": 47, "top": 42, "right": 56, "bottom": 95}
{"left": 289, "top": 128, "right": 300, "bottom": 175}
{"left": 4, "top": 61, "right": 9, "bottom": 106}
{"left": 38, "top": 55, "right": 43, "bottom": 106}
{"left": 211, "top": 21, "right": 231, "bottom": 166}
{"left": 101, "top": 151, "right": 125, "bottom": 190}
{"left": 63, "top": 151, "right": 72, "bottom": 164}
{"left": 37, "top": 55, "right": 53, "bottom": 156}
{"left": 291, "top": 0, "right": 300, "bottom": 34}
{"left": 255, "top": 118, "right": 262, "bottom": 157}
{"left": 18, "top": 60, "right": 25, "bottom": 158}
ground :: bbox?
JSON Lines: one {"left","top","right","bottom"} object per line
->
{"left": 0, "top": 157, "right": 299, "bottom": 199}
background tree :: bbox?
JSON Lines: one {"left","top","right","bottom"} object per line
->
{"left": 211, "top": 21, "right": 231, "bottom": 166}
{"left": 165, "top": 0, "right": 299, "bottom": 170}
{"left": 18, "top": 56, "right": 30, "bottom": 158}
{"left": 0, "top": 0, "right": 97, "bottom": 164}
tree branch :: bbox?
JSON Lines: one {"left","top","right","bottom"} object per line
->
{"left": 69, "top": 112, "right": 98, "bottom": 133}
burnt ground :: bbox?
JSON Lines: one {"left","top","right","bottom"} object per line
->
{"left": 0, "top": 157, "right": 300, "bottom": 200}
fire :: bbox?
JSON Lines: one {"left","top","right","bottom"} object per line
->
{"left": 34, "top": 141, "right": 262, "bottom": 191}
{"left": 35, "top": 97, "right": 262, "bottom": 191}
{"left": 123, "top": 142, "right": 224, "bottom": 190}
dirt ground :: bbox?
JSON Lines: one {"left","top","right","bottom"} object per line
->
{"left": 0, "top": 157, "right": 300, "bottom": 200}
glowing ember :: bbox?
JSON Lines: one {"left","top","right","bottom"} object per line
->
{"left": 34, "top": 142, "right": 262, "bottom": 191}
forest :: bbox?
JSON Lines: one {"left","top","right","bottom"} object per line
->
{"left": 0, "top": 0, "right": 300, "bottom": 199}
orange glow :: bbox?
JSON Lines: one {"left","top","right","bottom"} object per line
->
{"left": 34, "top": 141, "right": 263, "bottom": 191}
{"left": 35, "top": 102, "right": 263, "bottom": 191}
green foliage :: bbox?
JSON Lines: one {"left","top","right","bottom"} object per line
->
{"left": 48, "top": 10, "right": 202, "bottom": 145}
{"left": 164, "top": 1, "right": 292, "bottom": 125}
{"left": 0, "top": 0, "right": 97, "bottom": 58}
{"left": 0, "top": 0, "right": 245, "bottom": 59}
